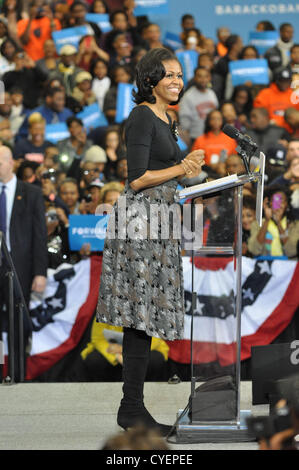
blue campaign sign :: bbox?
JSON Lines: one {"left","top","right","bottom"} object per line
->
{"left": 68, "top": 214, "right": 110, "bottom": 251}
{"left": 229, "top": 59, "right": 269, "bottom": 87}
{"left": 164, "top": 31, "right": 182, "bottom": 51}
{"left": 85, "top": 13, "right": 112, "bottom": 33}
{"left": 46, "top": 123, "right": 70, "bottom": 143}
{"left": 249, "top": 31, "right": 279, "bottom": 56}
{"left": 134, "top": 0, "right": 168, "bottom": 16}
{"left": 115, "top": 83, "right": 135, "bottom": 123}
{"left": 76, "top": 102, "right": 108, "bottom": 131}
{"left": 175, "top": 50, "right": 199, "bottom": 86}
{"left": 52, "top": 26, "right": 89, "bottom": 53}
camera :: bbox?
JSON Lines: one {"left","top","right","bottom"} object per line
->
{"left": 246, "top": 404, "right": 292, "bottom": 440}
{"left": 42, "top": 168, "right": 57, "bottom": 183}
{"left": 46, "top": 209, "right": 59, "bottom": 223}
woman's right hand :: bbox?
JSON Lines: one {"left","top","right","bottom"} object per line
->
{"left": 181, "top": 149, "right": 205, "bottom": 178}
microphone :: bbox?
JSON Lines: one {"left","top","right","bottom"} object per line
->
{"left": 223, "top": 124, "right": 259, "bottom": 174}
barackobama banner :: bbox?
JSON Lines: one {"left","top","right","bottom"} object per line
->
{"left": 157, "top": 1, "right": 299, "bottom": 43}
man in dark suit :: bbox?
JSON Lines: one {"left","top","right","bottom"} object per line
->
{"left": 0, "top": 145, "right": 48, "bottom": 382}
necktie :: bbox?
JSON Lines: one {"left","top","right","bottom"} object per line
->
{"left": 0, "top": 185, "right": 7, "bottom": 238}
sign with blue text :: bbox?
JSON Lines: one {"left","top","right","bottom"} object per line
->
{"left": 115, "top": 83, "right": 135, "bottom": 123}
{"left": 85, "top": 13, "right": 112, "bottom": 33}
{"left": 229, "top": 59, "right": 269, "bottom": 87}
{"left": 52, "top": 26, "right": 89, "bottom": 53}
{"left": 77, "top": 102, "right": 108, "bottom": 131}
{"left": 134, "top": 0, "right": 169, "bottom": 16}
{"left": 68, "top": 214, "right": 109, "bottom": 251}
{"left": 176, "top": 50, "right": 199, "bottom": 86}
{"left": 249, "top": 31, "right": 279, "bottom": 56}
{"left": 45, "top": 123, "right": 70, "bottom": 143}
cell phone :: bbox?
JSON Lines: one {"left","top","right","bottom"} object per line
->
{"left": 272, "top": 193, "right": 282, "bottom": 210}
{"left": 84, "top": 36, "right": 92, "bottom": 48}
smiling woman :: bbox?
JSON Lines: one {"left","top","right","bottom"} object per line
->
{"left": 96, "top": 48, "right": 205, "bottom": 436}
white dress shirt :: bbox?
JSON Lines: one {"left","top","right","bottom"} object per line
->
{"left": 0, "top": 174, "right": 17, "bottom": 251}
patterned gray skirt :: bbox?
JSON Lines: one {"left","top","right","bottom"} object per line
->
{"left": 96, "top": 178, "right": 185, "bottom": 341}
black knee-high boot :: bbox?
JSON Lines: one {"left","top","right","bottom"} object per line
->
{"left": 117, "top": 327, "right": 172, "bottom": 436}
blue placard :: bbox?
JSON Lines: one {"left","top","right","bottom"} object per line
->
{"left": 164, "top": 31, "right": 182, "bottom": 51}
{"left": 76, "top": 102, "right": 108, "bottom": 131}
{"left": 68, "top": 214, "right": 109, "bottom": 251}
{"left": 229, "top": 59, "right": 269, "bottom": 87}
{"left": 115, "top": 83, "right": 135, "bottom": 123}
{"left": 45, "top": 123, "right": 70, "bottom": 143}
{"left": 175, "top": 50, "right": 199, "bottom": 86}
{"left": 134, "top": 0, "right": 169, "bottom": 16}
{"left": 85, "top": 13, "right": 112, "bottom": 33}
{"left": 52, "top": 26, "right": 89, "bottom": 53}
{"left": 249, "top": 31, "right": 279, "bottom": 56}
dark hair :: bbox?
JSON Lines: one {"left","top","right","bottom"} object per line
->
{"left": 256, "top": 20, "right": 275, "bottom": 31}
{"left": 240, "top": 45, "right": 259, "bottom": 59}
{"left": 66, "top": 116, "right": 83, "bottom": 128}
{"left": 45, "top": 86, "right": 64, "bottom": 98}
{"left": 90, "top": 0, "right": 109, "bottom": 13}
{"left": 1, "top": 0, "right": 23, "bottom": 19}
{"left": 69, "top": 1, "right": 88, "bottom": 11}
{"left": 243, "top": 195, "right": 256, "bottom": 211}
{"left": 231, "top": 84, "right": 253, "bottom": 116}
{"left": 90, "top": 57, "right": 109, "bottom": 77}
{"left": 181, "top": 14, "right": 194, "bottom": 24}
{"left": 290, "top": 43, "right": 299, "bottom": 53}
{"left": 132, "top": 48, "right": 183, "bottom": 105}
{"left": 0, "top": 37, "right": 20, "bottom": 59}
{"left": 109, "top": 9, "right": 128, "bottom": 24}
{"left": 225, "top": 34, "right": 241, "bottom": 51}
{"left": 280, "top": 22, "right": 293, "bottom": 31}
{"left": 264, "top": 184, "right": 293, "bottom": 220}
{"left": 203, "top": 109, "right": 223, "bottom": 134}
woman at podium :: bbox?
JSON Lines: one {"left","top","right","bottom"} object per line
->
{"left": 96, "top": 48, "right": 205, "bottom": 435}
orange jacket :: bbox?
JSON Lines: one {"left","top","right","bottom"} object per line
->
{"left": 17, "top": 17, "right": 61, "bottom": 61}
{"left": 192, "top": 131, "right": 237, "bottom": 165}
{"left": 253, "top": 83, "right": 299, "bottom": 132}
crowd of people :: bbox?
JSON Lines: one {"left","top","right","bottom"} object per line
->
{"left": 0, "top": 0, "right": 299, "bottom": 385}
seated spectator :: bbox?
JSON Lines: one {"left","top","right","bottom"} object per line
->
{"left": 253, "top": 66, "right": 299, "bottom": 132}
{"left": 242, "top": 195, "right": 256, "bottom": 256}
{"left": 45, "top": 76, "right": 82, "bottom": 114}
{"left": 76, "top": 34, "right": 109, "bottom": 72}
{"left": 67, "top": 0, "right": 102, "bottom": 40}
{"left": 226, "top": 154, "right": 246, "bottom": 175}
{"left": 18, "top": 86, "right": 73, "bottom": 138}
{"left": 0, "top": 116, "right": 14, "bottom": 146}
{"left": 10, "top": 86, "right": 26, "bottom": 124}
{"left": 286, "top": 138, "right": 299, "bottom": 162}
{"left": 192, "top": 109, "right": 236, "bottom": 166}
{"left": 270, "top": 156, "right": 299, "bottom": 192}
{"left": 57, "top": 116, "right": 92, "bottom": 172}
{"left": 264, "top": 23, "right": 294, "bottom": 72}
{"left": 43, "top": 145, "right": 61, "bottom": 170}
{"left": 248, "top": 185, "right": 299, "bottom": 258}
{"left": 0, "top": 37, "right": 19, "bottom": 78}
{"left": 220, "top": 101, "right": 244, "bottom": 131}
{"left": 179, "top": 13, "right": 195, "bottom": 41}
{"left": 2, "top": 49, "right": 48, "bottom": 109}
{"left": 79, "top": 159, "right": 101, "bottom": 196}
{"left": 55, "top": 44, "right": 84, "bottom": 96}
{"left": 90, "top": 57, "right": 111, "bottom": 110}
{"left": 17, "top": 0, "right": 61, "bottom": 61}
{"left": 114, "top": 156, "right": 128, "bottom": 185}
{"left": 103, "top": 64, "right": 133, "bottom": 124}
{"left": 284, "top": 108, "right": 299, "bottom": 138}
{"left": 71, "top": 70, "right": 97, "bottom": 108}
{"left": 289, "top": 43, "right": 299, "bottom": 74}
{"left": 108, "top": 31, "right": 133, "bottom": 69}
{"left": 0, "top": 90, "right": 24, "bottom": 138}
{"left": 216, "top": 26, "right": 230, "bottom": 58}
{"left": 73, "top": 318, "right": 169, "bottom": 382}
{"left": 178, "top": 66, "right": 219, "bottom": 145}
{"left": 140, "top": 22, "right": 169, "bottom": 51}
{"left": 59, "top": 177, "right": 81, "bottom": 214}
{"left": 177, "top": 28, "right": 204, "bottom": 54}
{"left": 245, "top": 107, "right": 290, "bottom": 155}
{"left": 13, "top": 111, "right": 53, "bottom": 161}
{"left": 103, "top": 126, "right": 126, "bottom": 180}
{"left": 36, "top": 38, "right": 59, "bottom": 77}
{"left": 99, "top": 180, "right": 124, "bottom": 207}
{"left": 212, "top": 34, "right": 243, "bottom": 102}
{"left": 83, "top": 145, "right": 107, "bottom": 183}
{"left": 101, "top": 9, "right": 144, "bottom": 56}
{"left": 231, "top": 84, "right": 254, "bottom": 128}
{"left": 90, "top": 0, "right": 110, "bottom": 14}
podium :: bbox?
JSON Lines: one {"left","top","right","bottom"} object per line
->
{"left": 173, "top": 152, "right": 265, "bottom": 443}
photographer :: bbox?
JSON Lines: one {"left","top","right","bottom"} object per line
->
{"left": 40, "top": 167, "right": 69, "bottom": 214}
{"left": 45, "top": 204, "right": 71, "bottom": 269}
